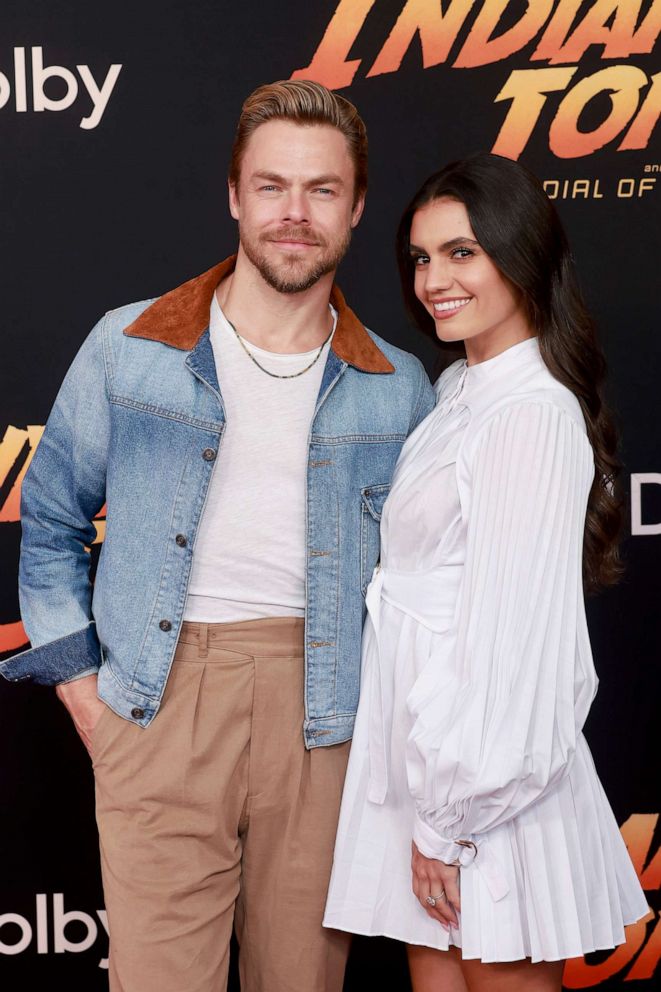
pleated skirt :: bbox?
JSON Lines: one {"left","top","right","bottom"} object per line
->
{"left": 323, "top": 608, "right": 649, "bottom": 963}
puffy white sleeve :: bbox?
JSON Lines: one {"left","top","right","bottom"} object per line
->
{"left": 407, "top": 401, "right": 596, "bottom": 869}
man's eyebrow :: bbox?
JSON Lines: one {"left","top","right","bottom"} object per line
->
{"left": 408, "top": 237, "right": 480, "bottom": 252}
{"left": 250, "top": 171, "right": 345, "bottom": 188}
{"left": 251, "top": 171, "right": 289, "bottom": 185}
{"left": 306, "top": 174, "right": 345, "bottom": 188}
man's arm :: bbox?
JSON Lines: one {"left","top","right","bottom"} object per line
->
{"left": 409, "top": 359, "right": 436, "bottom": 432}
{"left": 1, "top": 315, "right": 112, "bottom": 748}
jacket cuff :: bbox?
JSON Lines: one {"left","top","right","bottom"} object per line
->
{"left": 0, "top": 623, "right": 101, "bottom": 685}
{"left": 413, "top": 812, "right": 477, "bottom": 867}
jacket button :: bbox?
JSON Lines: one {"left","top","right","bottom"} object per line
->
{"left": 131, "top": 707, "right": 145, "bottom": 720}
{"left": 175, "top": 534, "right": 187, "bottom": 547}
{"left": 202, "top": 448, "right": 216, "bottom": 461}
{"left": 159, "top": 619, "right": 172, "bottom": 631}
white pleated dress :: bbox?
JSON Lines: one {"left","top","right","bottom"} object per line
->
{"left": 323, "top": 337, "right": 648, "bottom": 962}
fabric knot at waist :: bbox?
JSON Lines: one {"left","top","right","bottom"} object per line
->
{"left": 374, "top": 562, "right": 462, "bottom": 633}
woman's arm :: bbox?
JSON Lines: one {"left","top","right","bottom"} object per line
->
{"left": 406, "top": 400, "right": 596, "bottom": 868}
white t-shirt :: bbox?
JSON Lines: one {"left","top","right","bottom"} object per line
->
{"left": 183, "top": 294, "right": 335, "bottom": 622}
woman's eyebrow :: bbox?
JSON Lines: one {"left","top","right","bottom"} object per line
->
{"left": 409, "top": 237, "right": 479, "bottom": 253}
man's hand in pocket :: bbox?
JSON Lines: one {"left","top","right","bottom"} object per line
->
{"left": 55, "top": 674, "right": 106, "bottom": 755}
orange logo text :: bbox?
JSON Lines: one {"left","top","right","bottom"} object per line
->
{"left": 291, "top": 0, "right": 661, "bottom": 159}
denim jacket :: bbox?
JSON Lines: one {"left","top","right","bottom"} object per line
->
{"left": 1, "top": 256, "right": 435, "bottom": 747}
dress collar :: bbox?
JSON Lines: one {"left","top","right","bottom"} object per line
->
{"left": 464, "top": 336, "right": 541, "bottom": 385}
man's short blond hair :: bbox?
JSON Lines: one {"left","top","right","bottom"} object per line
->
{"left": 229, "top": 80, "right": 368, "bottom": 205}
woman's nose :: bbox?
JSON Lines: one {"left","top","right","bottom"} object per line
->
{"left": 424, "top": 258, "right": 453, "bottom": 293}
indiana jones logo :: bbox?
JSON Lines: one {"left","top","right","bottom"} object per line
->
{"left": 291, "top": 0, "right": 660, "bottom": 160}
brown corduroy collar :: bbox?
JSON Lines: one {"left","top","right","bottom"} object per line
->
{"left": 124, "top": 255, "right": 394, "bottom": 374}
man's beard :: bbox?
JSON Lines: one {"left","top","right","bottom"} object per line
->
{"left": 239, "top": 223, "right": 352, "bottom": 294}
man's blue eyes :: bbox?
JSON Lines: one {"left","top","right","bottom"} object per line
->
{"left": 258, "top": 186, "right": 334, "bottom": 194}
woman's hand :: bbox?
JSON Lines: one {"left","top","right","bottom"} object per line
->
{"left": 411, "top": 840, "right": 460, "bottom": 930}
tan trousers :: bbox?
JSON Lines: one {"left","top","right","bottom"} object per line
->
{"left": 93, "top": 617, "right": 351, "bottom": 992}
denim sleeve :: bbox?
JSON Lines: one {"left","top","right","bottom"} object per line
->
{"left": 0, "top": 316, "right": 110, "bottom": 686}
{"left": 409, "top": 360, "right": 436, "bottom": 432}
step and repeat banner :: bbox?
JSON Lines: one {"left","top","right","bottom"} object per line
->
{"left": 1, "top": 1, "right": 659, "bottom": 988}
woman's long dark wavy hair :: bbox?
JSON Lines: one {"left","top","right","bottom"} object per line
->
{"left": 396, "top": 153, "right": 622, "bottom": 593}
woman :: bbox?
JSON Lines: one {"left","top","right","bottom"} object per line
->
{"left": 323, "top": 154, "right": 648, "bottom": 991}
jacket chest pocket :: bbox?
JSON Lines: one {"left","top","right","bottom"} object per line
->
{"left": 360, "top": 484, "right": 390, "bottom": 595}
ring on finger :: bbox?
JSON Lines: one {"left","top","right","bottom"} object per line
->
{"left": 425, "top": 890, "right": 446, "bottom": 908}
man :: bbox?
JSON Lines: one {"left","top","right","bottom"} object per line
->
{"left": 1, "top": 80, "right": 435, "bottom": 991}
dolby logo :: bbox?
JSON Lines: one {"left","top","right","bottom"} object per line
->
{"left": 0, "top": 46, "right": 122, "bottom": 129}
{"left": 0, "top": 893, "right": 109, "bottom": 969}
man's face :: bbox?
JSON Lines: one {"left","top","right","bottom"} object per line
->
{"left": 229, "top": 120, "right": 365, "bottom": 294}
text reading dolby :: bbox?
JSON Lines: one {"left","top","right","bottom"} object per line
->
{"left": 0, "top": 47, "right": 122, "bottom": 129}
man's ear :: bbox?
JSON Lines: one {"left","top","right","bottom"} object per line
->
{"left": 350, "top": 192, "right": 366, "bottom": 229}
{"left": 228, "top": 178, "right": 240, "bottom": 220}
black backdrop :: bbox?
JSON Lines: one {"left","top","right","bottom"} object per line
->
{"left": 0, "top": 2, "right": 659, "bottom": 988}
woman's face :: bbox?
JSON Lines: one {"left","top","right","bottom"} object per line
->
{"left": 409, "top": 196, "right": 532, "bottom": 363}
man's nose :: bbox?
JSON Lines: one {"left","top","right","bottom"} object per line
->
{"left": 281, "top": 189, "right": 309, "bottom": 225}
